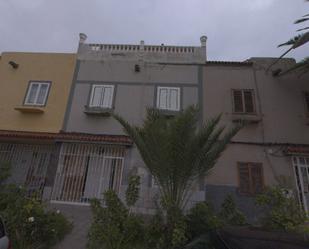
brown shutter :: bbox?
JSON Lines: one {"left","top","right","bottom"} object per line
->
{"left": 238, "top": 163, "right": 250, "bottom": 194}
{"left": 233, "top": 90, "right": 244, "bottom": 113}
{"left": 244, "top": 90, "right": 254, "bottom": 113}
{"left": 251, "top": 163, "right": 263, "bottom": 194}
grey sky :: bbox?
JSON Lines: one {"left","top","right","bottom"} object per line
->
{"left": 0, "top": 0, "right": 307, "bottom": 61}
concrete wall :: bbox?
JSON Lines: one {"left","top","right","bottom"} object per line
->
{"left": 0, "top": 52, "right": 76, "bottom": 133}
{"left": 64, "top": 60, "right": 200, "bottom": 134}
{"left": 202, "top": 59, "right": 309, "bottom": 220}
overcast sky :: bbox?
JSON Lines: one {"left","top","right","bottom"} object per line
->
{"left": 0, "top": 0, "right": 307, "bottom": 61}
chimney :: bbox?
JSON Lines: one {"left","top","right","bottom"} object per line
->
{"left": 200, "top": 35, "right": 207, "bottom": 61}
{"left": 79, "top": 33, "right": 87, "bottom": 44}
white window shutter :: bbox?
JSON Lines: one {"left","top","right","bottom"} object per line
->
{"left": 102, "top": 86, "right": 114, "bottom": 108}
{"left": 36, "top": 84, "right": 49, "bottom": 105}
{"left": 158, "top": 88, "right": 168, "bottom": 109}
{"left": 169, "top": 89, "right": 179, "bottom": 111}
{"left": 91, "top": 86, "right": 103, "bottom": 107}
{"left": 27, "top": 84, "right": 39, "bottom": 104}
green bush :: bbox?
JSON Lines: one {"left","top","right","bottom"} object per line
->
{"left": 87, "top": 176, "right": 144, "bottom": 249}
{"left": 186, "top": 202, "right": 221, "bottom": 239}
{"left": 218, "top": 194, "right": 246, "bottom": 226}
{"left": 0, "top": 163, "right": 72, "bottom": 249}
{"left": 255, "top": 186, "right": 308, "bottom": 232}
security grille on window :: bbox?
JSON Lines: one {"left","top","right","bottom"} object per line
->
{"left": 51, "top": 143, "right": 125, "bottom": 204}
{"left": 232, "top": 89, "right": 255, "bottom": 114}
{"left": 24, "top": 82, "right": 50, "bottom": 106}
{"left": 157, "top": 87, "right": 180, "bottom": 111}
{"left": 238, "top": 162, "right": 263, "bottom": 195}
{"left": 89, "top": 85, "right": 114, "bottom": 108}
{"left": 304, "top": 92, "right": 309, "bottom": 114}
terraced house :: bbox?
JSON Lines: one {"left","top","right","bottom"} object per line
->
{"left": 0, "top": 52, "right": 76, "bottom": 195}
{"left": 0, "top": 35, "right": 309, "bottom": 249}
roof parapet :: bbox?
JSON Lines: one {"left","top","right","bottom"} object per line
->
{"left": 77, "top": 33, "right": 207, "bottom": 63}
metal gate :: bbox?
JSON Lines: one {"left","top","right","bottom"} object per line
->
{"left": 0, "top": 143, "right": 54, "bottom": 196}
{"left": 292, "top": 156, "right": 309, "bottom": 212}
{"left": 51, "top": 143, "right": 125, "bottom": 204}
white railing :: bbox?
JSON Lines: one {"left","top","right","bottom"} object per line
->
{"left": 51, "top": 143, "right": 125, "bottom": 204}
{"left": 88, "top": 43, "right": 196, "bottom": 54}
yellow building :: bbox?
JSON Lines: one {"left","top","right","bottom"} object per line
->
{"left": 0, "top": 52, "right": 76, "bottom": 133}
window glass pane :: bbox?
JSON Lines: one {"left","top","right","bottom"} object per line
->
{"left": 91, "top": 86, "right": 103, "bottom": 107}
{"left": 36, "top": 84, "right": 49, "bottom": 105}
{"left": 27, "top": 84, "right": 39, "bottom": 104}
{"left": 169, "top": 89, "right": 179, "bottom": 111}
{"left": 102, "top": 87, "right": 113, "bottom": 108}
{"left": 158, "top": 88, "right": 168, "bottom": 109}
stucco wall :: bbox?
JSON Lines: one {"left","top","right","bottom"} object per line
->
{"left": 64, "top": 60, "right": 200, "bottom": 134}
{"left": 0, "top": 52, "right": 76, "bottom": 133}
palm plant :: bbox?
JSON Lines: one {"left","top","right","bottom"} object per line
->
{"left": 268, "top": 1, "right": 309, "bottom": 75}
{"left": 113, "top": 106, "right": 241, "bottom": 214}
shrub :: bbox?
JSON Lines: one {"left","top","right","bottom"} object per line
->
{"left": 0, "top": 163, "right": 72, "bottom": 249}
{"left": 255, "top": 186, "right": 308, "bottom": 232}
{"left": 218, "top": 194, "right": 246, "bottom": 226}
{"left": 186, "top": 202, "right": 221, "bottom": 239}
{"left": 87, "top": 176, "right": 144, "bottom": 249}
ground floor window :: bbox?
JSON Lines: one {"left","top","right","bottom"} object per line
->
{"left": 0, "top": 143, "right": 53, "bottom": 197}
{"left": 292, "top": 156, "right": 309, "bottom": 212}
{"left": 51, "top": 143, "right": 125, "bottom": 204}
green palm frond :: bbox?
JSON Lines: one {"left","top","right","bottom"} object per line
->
{"left": 278, "top": 34, "right": 302, "bottom": 47}
{"left": 113, "top": 106, "right": 241, "bottom": 212}
{"left": 279, "top": 57, "right": 309, "bottom": 76}
{"left": 294, "top": 17, "right": 309, "bottom": 24}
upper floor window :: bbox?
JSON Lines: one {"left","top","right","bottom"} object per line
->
{"left": 303, "top": 91, "right": 309, "bottom": 115}
{"left": 232, "top": 89, "right": 255, "bottom": 114}
{"left": 238, "top": 162, "right": 263, "bottom": 195}
{"left": 24, "top": 81, "right": 50, "bottom": 106}
{"left": 89, "top": 85, "right": 114, "bottom": 108}
{"left": 157, "top": 87, "right": 180, "bottom": 111}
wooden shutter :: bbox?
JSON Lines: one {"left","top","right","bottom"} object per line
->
{"left": 238, "top": 163, "right": 251, "bottom": 194}
{"left": 233, "top": 90, "right": 244, "bottom": 113}
{"left": 244, "top": 90, "right": 254, "bottom": 113}
{"left": 238, "top": 162, "right": 263, "bottom": 195}
{"left": 251, "top": 163, "right": 263, "bottom": 194}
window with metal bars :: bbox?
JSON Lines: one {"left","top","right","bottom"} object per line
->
{"left": 303, "top": 92, "right": 309, "bottom": 115}
{"left": 238, "top": 162, "right": 263, "bottom": 195}
{"left": 232, "top": 89, "right": 255, "bottom": 114}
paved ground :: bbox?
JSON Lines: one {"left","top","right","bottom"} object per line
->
{"left": 49, "top": 203, "right": 92, "bottom": 249}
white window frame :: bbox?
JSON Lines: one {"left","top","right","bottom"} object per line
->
{"left": 24, "top": 82, "right": 51, "bottom": 106}
{"left": 89, "top": 84, "right": 115, "bottom": 108}
{"left": 156, "top": 86, "right": 180, "bottom": 111}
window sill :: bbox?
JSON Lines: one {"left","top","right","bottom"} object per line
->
{"left": 231, "top": 114, "right": 261, "bottom": 124}
{"left": 156, "top": 109, "right": 180, "bottom": 117}
{"left": 14, "top": 106, "right": 45, "bottom": 113}
{"left": 84, "top": 106, "right": 113, "bottom": 116}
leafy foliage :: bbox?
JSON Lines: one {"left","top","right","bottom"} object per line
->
{"left": 0, "top": 163, "right": 72, "bottom": 249}
{"left": 269, "top": 1, "right": 309, "bottom": 75}
{"left": 125, "top": 175, "right": 141, "bottom": 208}
{"left": 87, "top": 176, "right": 144, "bottom": 249}
{"left": 255, "top": 186, "right": 308, "bottom": 232}
{"left": 113, "top": 106, "right": 241, "bottom": 214}
{"left": 218, "top": 195, "right": 246, "bottom": 226}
